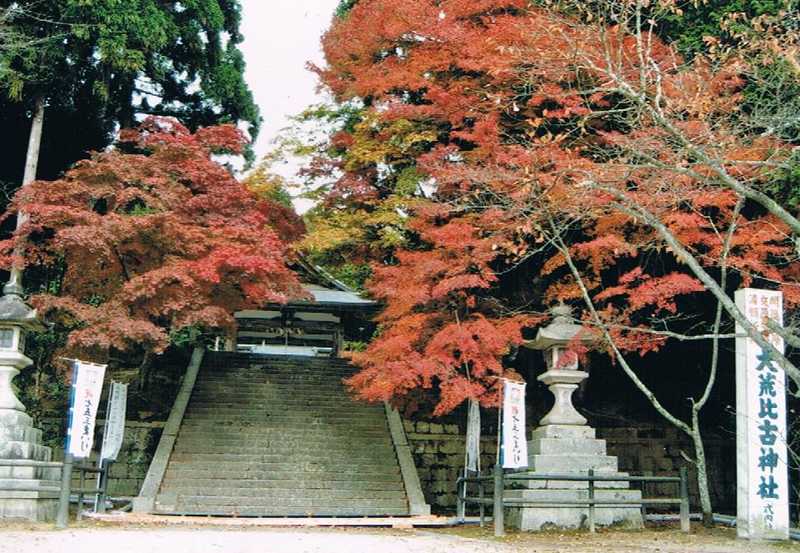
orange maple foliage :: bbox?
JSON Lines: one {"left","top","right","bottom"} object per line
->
{"left": 312, "top": 1, "right": 798, "bottom": 414}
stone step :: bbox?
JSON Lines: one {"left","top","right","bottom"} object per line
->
{"left": 155, "top": 505, "right": 409, "bottom": 517}
{"left": 160, "top": 482, "right": 406, "bottom": 495}
{"left": 168, "top": 496, "right": 408, "bottom": 508}
{"left": 185, "top": 400, "right": 379, "bottom": 409}
{"left": 164, "top": 463, "right": 401, "bottom": 475}
{"left": 160, "top": 478, "right": 406, "bottom": 491}
{"left": 161, "top": 487, "right": 407, "bottom": 500}
{"left": 175, "top": 427, "right": 393, "bottom": 438}
{"left": 164, "top": 497, "right": 408, "bottom": 511}
{"left": 172, "top": 436, "right": 394, "bottom": 448}
{"left": 169, "top": 452, "right": 397, "bottom": 464}
{"left": 162, "top": 471, "right": 402, "bottom": 484}
{"left": 181, "top": 411, "right": 384, "bottom": 420}
{"left": 171, "top": 442, "right": 395, "bottom": 454}
{"left": 189, "top": 390, "right": 370, "bottom": 397}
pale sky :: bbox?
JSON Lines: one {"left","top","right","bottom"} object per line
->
{"left": 240, "top": 1, "right": 341, "bottom": 164}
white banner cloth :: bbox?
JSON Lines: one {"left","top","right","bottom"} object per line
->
{"left": 67, "top": 361, "right": 107, "bottom": 459}
{"left": 501, "top": 380, "right": 528, "bottom": 469}
{"left": 100, "top": 382, "right": 128, "bottom": 462}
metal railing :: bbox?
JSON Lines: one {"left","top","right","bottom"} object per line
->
{"left": 456, "top": 465, "right": 690, "bottom": 536}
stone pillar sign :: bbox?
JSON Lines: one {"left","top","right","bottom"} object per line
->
{"left": 735, "top": 288, "right": 789, "bottom": 540}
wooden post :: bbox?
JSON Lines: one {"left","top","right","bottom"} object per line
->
{"left": 55, "top": 453, "right": 73, "bottom": 528}
{"left": 95, "top": 459, "right": 110, "bottom": 513}
{"left": 457, "top": 477, "right": 465, "bottom": 521}
{"left": 493, "top": 464, "right": 505, "bottom": 537}
{"left": 479, "top": 476, "right": 485, "bottom": 528}
{"left": 641, "top": 470, "right": 652, "bottom": 522}
{"left": 76, "top": 462, "right": 85, "bottom": 521}
{"left": 588, "top": 469, "right": 596, "bottom": 533}
{"left": 679, "top": 467, "right": 690, "bottom": 533}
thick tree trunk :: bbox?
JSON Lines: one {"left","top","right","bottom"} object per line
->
{"left": 6, "top": 95, "right": 45, "bottom": 296}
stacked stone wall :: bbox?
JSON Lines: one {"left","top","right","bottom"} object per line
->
{"left": 41, "top": 419, "right": 164, "bottom": 498}
{"left": 34, "top": 416, "right": 733, "bottom": 513}
{"left": 404, "top": 420, "right": 734, "bottom": 514}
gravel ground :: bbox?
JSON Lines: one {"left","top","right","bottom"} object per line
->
{"left": 0, "top": 524, "right": 795, "bottom": 553}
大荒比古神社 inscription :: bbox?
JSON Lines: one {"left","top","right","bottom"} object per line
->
{"left": 735, "top": 288, "right": 789, "bottom": 540}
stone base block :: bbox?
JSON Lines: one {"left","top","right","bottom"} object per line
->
{"left": 531, "top": 425, "right": 595, "bottom": 441}
{"left": 512, "top": 471, "right": 631, "bottom": 490}
{"left": 0, "top": 497, "right": 58, "bottom": 522}
{"left": 0, "top": 441, "right": 52, "bottom": 461}
{"left": 505, "top": 488, "right": 644, "bottom": 530}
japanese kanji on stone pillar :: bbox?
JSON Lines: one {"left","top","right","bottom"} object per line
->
{"left": 735, "top": 288, "right": 789, "bottom": 540}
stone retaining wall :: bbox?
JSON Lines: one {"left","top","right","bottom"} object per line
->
{"left": 36, "top": 416, "right": 733, "bottom": 512}
{"left": 403, "top": 420, "right": 734, "bottom": 513}
{"left": 41, "top": 419, "right": 164, "bottom": 498}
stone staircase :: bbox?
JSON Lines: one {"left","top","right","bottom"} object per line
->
{"left": 154, "top": 352, "right": 411, "bottom": 516}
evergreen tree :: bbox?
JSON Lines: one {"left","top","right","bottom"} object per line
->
{"left": 0, "top": 0, "right": 260, "bottom": 196}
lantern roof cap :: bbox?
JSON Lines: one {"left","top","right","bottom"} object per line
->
{"left": 0, "top": 290, "right": 44, "bottom": 330}
{"left": 524, "top": 303, "right": 593, "bottom": 350}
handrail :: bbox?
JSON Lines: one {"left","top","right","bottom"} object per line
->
{"left": 456, "top": 466, "right": 690, "bottom": 537}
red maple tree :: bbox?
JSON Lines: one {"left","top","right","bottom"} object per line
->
{"left": 0, "top": 117, "right": 306, "bottom": 370}
{"left": 310, "top": 1, "right": 799, "bottom": 414}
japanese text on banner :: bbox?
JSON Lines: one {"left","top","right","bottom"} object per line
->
{"left": 502, "top": 380, "right": 528, "bottom": 469}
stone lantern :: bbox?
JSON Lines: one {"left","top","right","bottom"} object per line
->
{"left": 504, "top": 304, "right": 643, "bottom": 531}
{"left": 0, "top": 283, "right": 60, "bottom": 522}
{"left": 0, "top": 286, "right": 44, "bottom": 412}
{"left": 527, "top": 304, "right": 592, "bottom": 427}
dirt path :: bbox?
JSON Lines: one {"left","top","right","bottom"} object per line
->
{"left": 0, "top": 525, "right": 794, "bottom": 553}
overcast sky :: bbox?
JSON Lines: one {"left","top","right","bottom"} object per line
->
{"left": 239, "top": 0, "right": 340, "bottom": 164}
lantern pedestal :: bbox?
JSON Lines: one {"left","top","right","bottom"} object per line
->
{"left": 505, "top": 424, "right": 643, "bottom": 531}
{"left": 0, "top": 294, "right": 59, "bottom": 522}
{"left": 506, "top": 305, "right": 642, "bottom": 531}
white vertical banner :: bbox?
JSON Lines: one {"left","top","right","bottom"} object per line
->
{"left": 465, "top": 399, "right": 481, "bottom": 472}
{"left": 501, "top": 380, "right": 528, "bottom": 469}
{"left": 66, "top": 361, "right": 107, "bottom": 459}
{"left": 735, "top": 288, "right": 788, "bottom": 540}
{"left": 100, "top": 382, "right": 128, "bottom": 462}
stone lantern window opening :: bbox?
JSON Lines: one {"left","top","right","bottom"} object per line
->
{"left": 0, "top": 326, "right": 16, "bottom": 350}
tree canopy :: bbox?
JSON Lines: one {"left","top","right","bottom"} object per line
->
{"left": 0, "top": 0, "right": 260, "bottom": 194}
{"left": 0, "top": 118, "right": 303, "bottom": 368}
{"left": 299, "top": 0, "right": 800, "bottom": 415}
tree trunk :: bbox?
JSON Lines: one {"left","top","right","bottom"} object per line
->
{"left": 690, "top": 422, "right": 714, "bottom": 526}
{"left": 137, "top": 350, "right": 154, "bottom": 391}
{"left": 6, "top": 94, "right": 45, "bottom": 296}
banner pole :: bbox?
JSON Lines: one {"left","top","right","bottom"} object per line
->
{"left": 496, "top": 379, "right": 503, "bottom": 466}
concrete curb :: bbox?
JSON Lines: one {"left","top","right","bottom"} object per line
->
{"left": 384, "top": 403, "right": 430, "bottom": 516}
